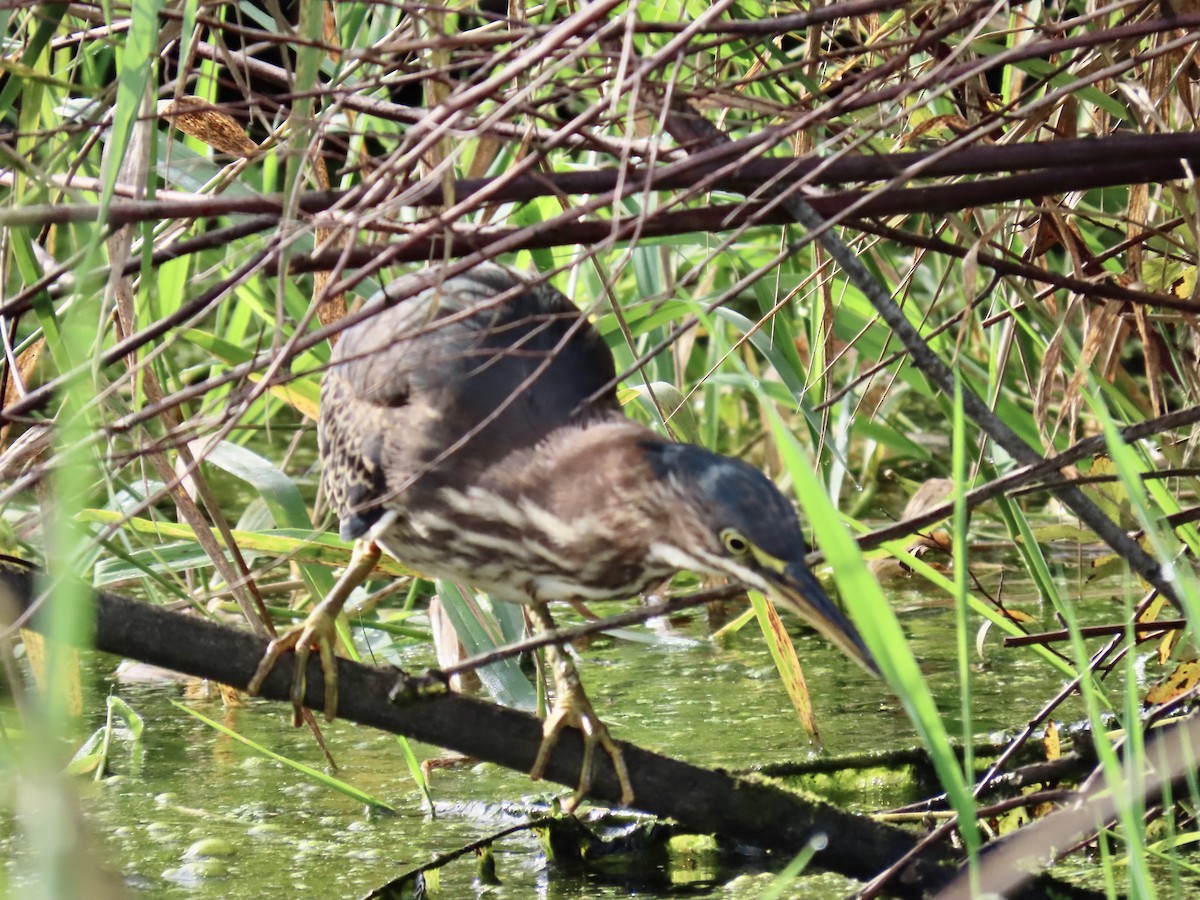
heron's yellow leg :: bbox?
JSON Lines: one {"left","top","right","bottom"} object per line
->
{"left": 247, "top": 539, "right": 380, "bottom": 724}
{"left": 527, "top": 602, "right": 634, "bottom": 810}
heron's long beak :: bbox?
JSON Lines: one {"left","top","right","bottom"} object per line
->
{"left": 760, "top": 561, "right": 880, "bottom": 677}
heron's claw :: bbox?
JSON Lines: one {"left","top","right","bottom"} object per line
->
{"left": 247, "top": 539, "right": 380, "bottom": 725}
{"left": 531, "top": 687, "right": 633, "bottom": 811}
{"left": 247, "top": 609, "right": 341, "bottom": 725}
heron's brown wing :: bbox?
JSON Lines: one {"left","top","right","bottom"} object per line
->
{"left": 319, "top": 265, "right": 620, "bottom": 539}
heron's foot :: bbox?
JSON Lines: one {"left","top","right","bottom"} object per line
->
{"left": 247, "top": 608, "right": 340, "bottom": 725}
{"left": 247, "top": 539, "right": 380, "bottom": 725}
{"left": 530, "top": 678, "right": 634, "bottom": 811}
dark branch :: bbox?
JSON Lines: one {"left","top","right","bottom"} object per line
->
{"left": 6, "top": 133, "right": 1200, "bottom": 232}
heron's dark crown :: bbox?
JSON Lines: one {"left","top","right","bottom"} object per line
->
{"left": 640, "top": 440, "right": 810, "bottom": 563}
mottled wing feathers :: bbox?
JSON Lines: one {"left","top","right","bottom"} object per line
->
{"left": 319, "top": 265, "right": 619, "bottom": 538}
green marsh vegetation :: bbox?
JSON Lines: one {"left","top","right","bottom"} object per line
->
{"left": 2, "top": 1, "right": 1200, "bottom": 897}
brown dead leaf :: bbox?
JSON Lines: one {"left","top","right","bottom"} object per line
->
{"left": 1, "top": 336, "right": 44, "bottom": 447}
{"left": 868, "top": 479, "right": 959, "bottom": 581}
{"left": 1132, "top": 305, "right": 1165, "bottom": 416}
{"left": 158, "top": 97, "right": 258, "bottom": 158}
{"left": 903, "top": 478, "right": 955, "bottom": 519}
{"left": 1035, "top": 318, "right": 1066, "bottom": 432}
{"left": 917, "top": 530, "right": 953, "bottom": 553}
{"left": 1025, "top": 212, "right": 1061, "bottom": 258}
{"left": 324, "top": 0, "right": 340, "bottom": 62}
{"left": 1126, "top": 183, "right": 1148, "bottom": 275}
{"left": 219, "top": 682, "right": 242, "bottom": 707}
{"left": 867, "top": 556, "right": 912, "bottom": 580}
{"left": 1057, "top": 303, "right": 1123, "bottom": 443}
{"left": 310, "top": 153, "right": 347, "bottom": 337}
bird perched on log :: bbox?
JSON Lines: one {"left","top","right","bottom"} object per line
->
{"left": 250, "top": 264, "right": 878, "bottom": 807}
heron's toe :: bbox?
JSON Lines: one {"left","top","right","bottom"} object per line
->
{"left": 531, "top": 682, "right": 634, "bottom": 810}
{"left": 247, "top": 610, "right": 342, "bottom": 725}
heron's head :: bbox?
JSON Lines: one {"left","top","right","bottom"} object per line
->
{"left": 642, "top": 441, "right": 879, "bottom": 676}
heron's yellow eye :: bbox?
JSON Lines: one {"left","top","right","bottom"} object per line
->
{"left": 721, "top": 529, "right": 751, "bottom": 556}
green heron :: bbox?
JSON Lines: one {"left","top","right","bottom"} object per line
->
{"left": 250, "top": 264, "right": 878, "bottom": 807}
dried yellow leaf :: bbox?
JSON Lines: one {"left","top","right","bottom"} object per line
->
{"left": 1145, "top": 658, "right": 1200, "bottom": 706}
{"left": 1043, "top": 720, "right": 1060, "bottom": 761}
